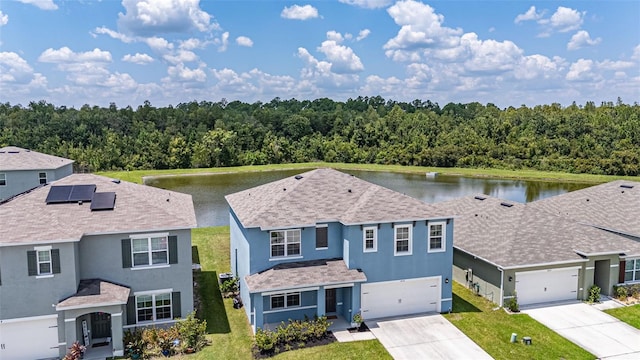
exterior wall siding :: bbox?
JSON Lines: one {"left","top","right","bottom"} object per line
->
{"left": 453, "top": 249, "right": 502, "bottom": 305}
{"left": 0, "top": 164, "right": 73, "bottom": 202}
{"left": 230, "top": 211, "right": 252, "bottom": 324}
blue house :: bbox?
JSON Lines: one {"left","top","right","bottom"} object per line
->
{"left": 225, "top": 168, "right": 454, "bottom": 331}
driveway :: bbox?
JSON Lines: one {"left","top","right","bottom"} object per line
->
{"left": 523, "top": 302, "right": 640, "bottom": 359}
{"left": 368, "top": 314, "right": 493, "bottom": 360}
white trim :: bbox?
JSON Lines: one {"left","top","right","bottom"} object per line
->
{"left": 58, "top": 342, "right": 67, "bottom": 346}
{"left": 123, "top": 319, "right": 178, "bottom": 329}
{"left": 362, "top": 226, "right": 377, "bottom": 253}
{"left": 574, "top": 250, "right": 627, "bottom": 257}
{"left": 502, "top": 259, "right": 587, "bottom": 270}
{"left": 393, "top": 224, "right": 413, "bottom": 256}
{"left": 324, "top": 283, "right": 354, "bottom": 289}
{"left": 315, "top": 247, "right": 329, "bottom": 250}
{"left": 499, "top": 267, "right": 504, "bottom": 308}
{"left": 134, "top": 288, "right": 173, "bottom": 296}
{"left": 315, "top": 224, "right": 328, "bottom": 228}
{"left": 610, "top": 264, "right": 619, "bottom": 268}
{"left": 134, "top": 292, "right": 174, "bottom": 324}
{"left": 264, "top": 305, "right": 317, "bottom": 315}
{"left": 515, "top": 266, "right": 581, "bottom": 275}
{"left": 441, "top": 298, "right": 452, "bottom": 302}
{"left": 34, "top": 245, "right": 52, "bottom": 251}
{"left": 130, "top": 232, "right": 169, "bottom": 239}
{"left": 269, "top": 256, "right": 303, "bottom": 262}
{"left": 262, "top": 287, "right": 319, "bottom": 296}
{"left": 112, "top": 312, "right": 123, "bottom": 317}
{"left": 427, "top": 221, "right": 446, "bottom": 253}
{"left": 0, "top": 314, "right": 58, "bottom": 324}
{"left": 131, "top": 264, "right": 171, "bottom": 271}
{"left": 36, "top": 274, "right": 54, "bottom": 279}
{"left": 585, "top": 267, "right": 595, "bottom": 270}
{"left": 270, "top": 229, "right": 302, "bottom": 258}
{"left": 64, "top": 318, "right": 76, "bottom": 323}
{"left": 269, "top": 292, "right": 301, "bottom": 311}
{"left": 56, "top": 301, "right": 127, "bottom": 311}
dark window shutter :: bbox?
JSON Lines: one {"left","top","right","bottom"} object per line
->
{"left": 126, "top": 296, "right": 136, "bottom": 325}
{"left": 172, "top": 292, "right": 181, "bottom": 319}
{"left": 316, "top": 227, "right": 328, "bottom": 248}
{"left": 122, "top": 239, "right": 132, "bottom": 268}
{"left": 169, "top": 236, "right": 178, "bottom": 264}
{"left": 27, "top": 250, "right": 37, "bottom": 276}
{"left": 619, "top": 260, "right": 626, "bottom": 283}
{"left": 51, "top": 249, "right": 61, "bottom": 274}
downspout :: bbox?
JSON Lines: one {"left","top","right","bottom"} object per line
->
{"left": 498, "top": 267, "right": 504, "bottom": 308}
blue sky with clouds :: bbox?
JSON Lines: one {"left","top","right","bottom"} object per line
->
{"left": 0, "top": 0, "right": 638, "bottom": 108}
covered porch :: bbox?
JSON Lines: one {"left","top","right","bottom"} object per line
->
{"left": 245, "top": 258, "right": 367, "bottom": 330}
{"left": 56, "top": 279, "right": 130, "bottom": 358}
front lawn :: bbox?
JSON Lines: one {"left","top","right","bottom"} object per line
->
{"left": 604, "top": 305, "right": 640, "bottom": 329}
{"left": 444, "top": 282, "right": 595, "bottom": 360}
{"left": 189, "top": 226, "right": 392, "bottom": 360}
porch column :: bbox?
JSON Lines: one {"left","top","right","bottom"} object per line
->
{"left": 63, "top": 317, "right": 77, "bottom": 352}
{"left": 111, "top": 312, "right": 124, "bottom": 357}
{"left": 254, "top": 293, "right": 264, "bottom": 329}
{"left": 317, "top": 287, "right": 326, "bottom": 317}
{"left": 352, "top": 283, "right": 361, "bottom": 319}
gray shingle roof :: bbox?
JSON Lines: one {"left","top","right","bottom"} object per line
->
{"left": 245, "top": 258, "right": 367, "bottom": 293}
{"left": 56, "top": 279, "right": 130, "bottom": 310}
{"left": 225, "top": 168, "right": 451, "bottom": 229}
{"left": 0, "top": 146, "right": 74, "bottom": 171}
{"left": 529, "top": 180, "right": 640, "bottom": 238}
{"left": 0, "top": 174, "right": 197, "bottom": 246}
{"left": 436, "top": 195, "right": 640, "bottom": 269}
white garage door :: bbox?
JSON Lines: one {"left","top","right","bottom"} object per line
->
{"left": 361, "top": 277, "right": 440, "bottom": 320}
{"left": 0, "top": 315, "right": 59, "bottom": 360}
{"left": 515, "top": 267, "right": 579, "bottom": 306}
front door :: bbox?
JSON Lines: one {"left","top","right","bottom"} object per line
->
{"left": 325, "top": 288, "right": 336, "bottom": 313}
{"left": 91, "top": 313, "right": 111, "bottom": 339}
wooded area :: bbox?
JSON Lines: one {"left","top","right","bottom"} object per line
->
{"left": 1, "top": 97, "right": 638, "bottom": 176}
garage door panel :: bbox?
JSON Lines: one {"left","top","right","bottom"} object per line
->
{"left": 0, "top": 317, "right": 59, "bottom": 360}
{"left": 515, "top": 268, "right": 579, "bottom": 306}
{"left": 361, "top": 277, "right": 440, "bottom": 320}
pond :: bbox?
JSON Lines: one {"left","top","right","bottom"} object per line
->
{"left": 145, "top": 169, "right": 591, "bottom": 227}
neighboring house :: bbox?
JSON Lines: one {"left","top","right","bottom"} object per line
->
{"left": 0, "top": 174, "right": 197, "bottom": 360}
{"left": 225, "top": 168, "right": 454, "bottom": 332}
{"left": 438, "top": 183, "right": 640, "bottom": 308}
{"left": 0, "top": 146, "right": 74, "bottom": 202}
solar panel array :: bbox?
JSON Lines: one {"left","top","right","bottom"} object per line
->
{"left": 90, "top": 192, "right": 117, "bottom": 211}
{"left": 45, "top": 185, "right": 96, "bottom": 204}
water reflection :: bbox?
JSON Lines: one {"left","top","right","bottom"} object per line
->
{"left": 146, "top": 169, "right": 590, "bottom": 227}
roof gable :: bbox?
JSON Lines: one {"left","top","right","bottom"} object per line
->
{"left": 0, "top": 146, "right": 74, "bottom": 171}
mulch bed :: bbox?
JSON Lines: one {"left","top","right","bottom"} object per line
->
{"left": 253, "top": 333, "right": 337, "bottom": 359}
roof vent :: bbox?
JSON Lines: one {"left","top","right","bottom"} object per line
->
{"left": 474, "top": 196, "right": 486, "bottom": 201}
{"left": 294, "top": 175, "right": 303, "bottom": 180}
{"left": 500, "top": 202, "right": 513, "bottom": 207}
{"left": 348, "top": 189, "right": 352, "bottom": 193}
{"left": 112, "top": 179, "right": 121, "bottom": 184}
{"left": 620, "top": 184, "right": 634, "bottom": 189}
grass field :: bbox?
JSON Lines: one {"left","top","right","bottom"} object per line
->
{"left": 98, "top": 162, "right": 635, "bottom": 185}
{"left": 604, "top": 304, "right": 640, "bottom": 329}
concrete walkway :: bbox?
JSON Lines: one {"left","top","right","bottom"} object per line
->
{"left": 368, "top": 314, "right": 493, "bottom": 360}
{"left": 523, "top": 301, "right": 640, "bottom": 359}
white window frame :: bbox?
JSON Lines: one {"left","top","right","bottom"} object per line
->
{"left": 315, "top": 225, "right": 328, "bottom": 250}
{"left": 38, "top": 172, "right": 47, "bottom": 185}
{"left": 135, "top": 291, "right": 173, "bottom": 324}
{"left": 363, "top": 226, "right": 378, "bottom": 253}
{"left": 36, "top": 249, "right": 52, "bottom": 275}
{"left": 270, "top": 229, "right": 301, "bottom": 258}
{"left": 270, "top": 292, "right": 301, "bottom": 310}
{"left": 0, "top": 173, "right": 6, "bottom": 186}
{"left": 394, "top": 224, "right": 412, "bottom": 256}
{"left": 428, "top": 221, "right": 446, "bottom": 253}
{"left": 131, "top": 233, "right": 169, "bottom": 267}
{"left": 625, "top": 259, "right": 640, "bottom": 283}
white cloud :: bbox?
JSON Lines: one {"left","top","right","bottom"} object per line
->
{"left": 100, "top": 72, "right": 138, "bottom": 91}
{"left": 0, "top": 52, "right": 34, "bottom": 83}
{"left": 459, "top": 33, "right": 523, "bottom": 74}
{"left": 317, "top": 39, "right": 364, "bottom": 74}
{"left": 597, "top": 60, "right": 635, "bottom": 71}
{"left": 539, "top": 6, "right": 584, "bottom": 36}
{"left": 92, "top": 27, "right": 135, "bottom": 43}
{"left": 632, "top": 45, "right": 640, "bottom": 60}
{"left": 118, "top": 0, "right": 217, "bottom": 36}
{"left": 163, "top": 50, "right": 198, "bottom": 64}
{"left": 338, "top": 0, "right": 392, "bottom": 9}
{"left": 356, "top": 29, "right": 371, "bottom": 41}
{"left": 16, "top": 0, "right": 58, "bottom": 10}
{"left": 144, "top": 36, "right": 174, "bottom": 52}
{"left": 326, "top": 31, "right": 344, "bottom": 42}
{"left": 236, "top": 36, "right": 253, "bottom": 47}
{"left": 281, "top": 5, "right": 319, "bottom": 20}
{"left": 215, "top": 32, "right": 229, "bottom": 52}
{"left": 297, "top": 47, "right": 360, "bottom": 90}
{"left": 179, "top": 38, "right": 211, "bottom": 50}
{"left": 165, "top": 63, "right": 207, "bottom": 82}
{"left": 122, "top": 53, "right": 154, "bottom": 64}
{"left": 514, "top": 6, "right": 543, "bottom": 24}
{"left": 566, "top": 59, "right": 595, "bottom": 81}
{"left": 0, "top": 11, "right": 8, "bottom": 26}
{"left": 514, "top": 54, "right": 562, "bottom": 80}
{"left": 567, "top": 30, "right": 601, "bottom": 50}
{"left": 38, "top": 47, "right": 112, "bottom": 63}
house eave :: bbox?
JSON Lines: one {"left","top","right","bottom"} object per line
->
{"left": 574, "top": 250, "right": 626, "bottom": 257}
{"left": 248, "top": 279, "right": 366, "bottom": 294}
{"left": 453, "top": 246, "right": 503, "bottom": 269}
{"left": 501, "top": 258, "right": 588, "bottom": 270}
{"left": 56, "top": 300, "right": 127, "bottom": 311}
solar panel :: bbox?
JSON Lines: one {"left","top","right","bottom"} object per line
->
{"left": 46, "top": 186, "right": 73, "bottom": 204}
{"left": 69, "top": 184, "right": 96, "bottom": 202}
{"left": 90, "top": 192, "right": 116, "bottom": 211}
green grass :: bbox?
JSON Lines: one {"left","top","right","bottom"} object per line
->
{"left": 188, "top": 226, "right": 392, "bottom": 360}
{"left": 604, "top": 304, "right": 640, "bottom": 329}
{"left": 444, "top": 282, "right": 595, "bottom": 360}
{"left": 98, "top": 162, "right": 637, "bottom": 184}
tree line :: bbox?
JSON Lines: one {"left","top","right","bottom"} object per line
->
{"left": 1, "top": 96, "right": 639, "bottom": 176}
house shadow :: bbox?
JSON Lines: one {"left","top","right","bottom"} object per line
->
{"left": 192, "top": 245, "right": 200, "bottom": 265}
{"left": 450, "top": 293, "right": 481, "bottom": 313}
{"left": 192, "top": 246, "right": 231, "bottom": 334}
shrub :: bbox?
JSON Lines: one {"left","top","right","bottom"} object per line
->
{"left": 506, "top": 292, "right": 519, "bottom": 312}
{"left": 175, "top": 311, "right": 208, "bottom": 352}
{"left": 255, "top": 328, "right": 277, "bottom": 352}
{"left": 124, "top": 328, "right": 145, "bottom": 358}
{"left": 219, "top": 277, "right": 239, "bottom": 296}
{"left": 63, "top": 341, "right": 85, "bottom": 360}
{"left": 587, "top": 284, "right": 601, "bottom": 303}
{"left": 614, "top": 285, "right": 628, "bottom": 300}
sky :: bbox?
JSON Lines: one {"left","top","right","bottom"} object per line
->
{"left": 0, "top": 0, "right": 638, "bottom": 109}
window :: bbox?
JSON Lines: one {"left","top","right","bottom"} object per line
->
{"left": 270, "top": 229, "right": 301, "bottom": 258}
{"left": 394, "top": 224, "right": 412, "bottom": 256}
{"left": 625, "top": 259, "right": 640, "bottom": 282}
{"left": 316, "top": 226, "right": 328, "bottom": 249}
{"left": 0, "top": 173, "right": 5, "bottom": 186}
{"left": 363, "top": 226, "right": 377, "bottom": 252}
{"left": 132, "top": 236, "right": 168, "bottom": 267}
{"left": 37, "top": 250, "right": 52, "bottom": 275}
{"left": 270, "top": 293, "right": 300, "bottom": 309}
{"left": 136, "top": 293, "right": 172, "bottom": 323}
{"left": 39, "top": 172, "right": 47, "bottom": 185}
{"left": 428, "top": 222, "right": 446, "bottom": 253}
